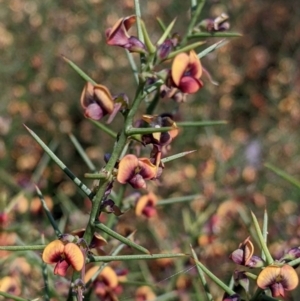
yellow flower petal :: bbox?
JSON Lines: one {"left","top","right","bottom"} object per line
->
{"left": 117, "top": 154, "right": 139, "bottom": 184}
{"left": 135, "top": 286, "right": 156, "bottom": 301}
{"left": 171, "top": 52, "right": 189, "bottom": 86}
{"left": 42, "top": 240, "right": 65, "bottom": 264}
{"left": 64, "top": 242, "right": 84, "bottom": 271}
{"left": 280, "top": 264, "right": 299, "bottom": 290}
{"left": 257, "top": 264, "right": 298, "bottom": 291}
{"left": 100, "top": 266, "right": 119, "bottom": 289}
{"left": 135, "top": 192, "right": 157, "bottom": 217}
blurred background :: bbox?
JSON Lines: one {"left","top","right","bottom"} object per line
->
{"left": 1, "top": 0, "right": 300, "bottom": 300}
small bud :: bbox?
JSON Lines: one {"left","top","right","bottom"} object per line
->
{"left": 104, "top": 153, "right": 111, "bottom": 163}
{"left": 60, "top": 233, "right": 76, "bottom": 243}
{"left": 157, "top": 39, "right": 175, "bottom": 60}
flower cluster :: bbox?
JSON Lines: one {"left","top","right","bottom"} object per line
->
{"left": 79, "top": 15, "right": 206, "bottom": 122}
{"left": 229, "top": 237, "right": 299, "bottom": 298}
{"left": 42, "top": 238, "right": 85, "bottom": 277}
{"left": 39, "top": 9, "right": 228, "bottom": 301}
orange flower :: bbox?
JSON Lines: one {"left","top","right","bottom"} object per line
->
{"left": 0, "top": 276, "right": 21, "bottom": 296}
{"left": 42, "top": 240, "right": 84, "bottom": 277}
{"left": 171, "top": 50, "right": 203, "bottom": 94}
{"left": 135, "top": 286, "right": 156, "bottom": 301}
{"left": 135, "top": 192, "right": 158, "bottom": 218}
{"left": 117, "top": 155, "right": 157, "bottom": 189}
{"left": 106, "top": 16, "right": 145, "bottom": 53}
{"left": 257, "top": 264, "right": 298, "bottom": 297}
{"left": 85, "top": 266, "right": 125, "bottom": 300}
{"left": 80, "top": 82, "right": 114, "bottom": 120}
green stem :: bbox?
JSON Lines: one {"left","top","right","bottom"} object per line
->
{"left": 192, "top": 250, "right": 235, "bottom": 296}
{"left": 24, "top": 125, "right": 93, "bottom": 198}
{"left": 89, "top": 253, "right": 187, "bottom": 262}
{"left": 126, "top": 120, "right": 227, "bottom": 135}
{"left": 244, "top": 272, "right": 257, "bottom": 281}
{"left": 182, "top": 0, "right": 206, "bottom": 46}
{"left": 198, "top": 39, "right": 228, "bottom": 58}
{"left": 84, "top": 173, "right": 108, "bottom": 179}
{"left": 134, "top": 0, "right": 146, "bottom": 68}
{"left": 287, "top": 257, "right": 300, "bottom": 267}
{"left": 177, "top": 120, "right": 227, "bottom": 127}
{"left": 35, "top": 185, "right": 61, "bottom": 237}
{"left": 0, "top": 245, "right": 45, "bottom": 251}
{"left": 0, "top": 292, "right": 32, "bottom": 301}
{"left": 134, "top": 0, "right": 144, "bottom": 44}
{"left": 69, "top": 133, "right": 96, "bottom": 172}
{"left": 62, "top": 56, "right": 96, "bottom": 85}
{"left": 94, "top": 222, "right": 150, "bottom": 254}
{"left": 251, "top": 211, "right": 274, "bottom": 265}
{"left": 157, "top": 194, "right": 200, "bottom": 206}
{"left": 31, "top": 139, "right": 58, "bottom": 183}
{"left": 188, "top": 32, "right": 242, "bottom": 38}
{"left": 89, "top": 119, "right": 117, "bottom": 139}
{"left": 126, "top": 50, "right": 139, "bottom": 83}
{"left": 262, "top": 209, "right": 268, "bottom": 261}
{"left": 264, "top": 163, "right": 300, "bottom": 189}
{"left": 41, "top": 235, "right": 50, "bottom": 301}
{"left": 191, "top": 247, "right": 213, "bottom": 301}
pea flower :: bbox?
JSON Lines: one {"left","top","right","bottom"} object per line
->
{"left": 230, "top": 237, "right": 264, "bottom": 268}
{"left": 80, "top": 82, "right": 114, "bottom": 120}
{"left": 85, "top": 266, "right": 126, "bottom": 301}
{"left": 105, "top": 15, "right": 146, "bottom": 53}
{"left": 156, "top": 33, "right": 179, "bottom": 60}
{"left": 117, "top": 154, "right": 157, "bottom": 189}
{"left": 135, "top": 286, "right": 156, "bottom": 301}
{"left": 257, "top": 264, "right": 298, "bottom": 297}
{"left": 199, "top": 13, "right": 230, "bottom": 32}
{"left": 0, "top": 276, "right": 20, "bottom": 297}
{"left": 42, "top": 239, "right": 84, "bottom": 276}
{"left": 280, "top": 246, "right": 300, "bottom": 264}
{"left": 135, "top": 192, "right": 158, "bottom": 218}
{"left": 230, "top": 237, "right": 254, "bottom": 266}
{"left": 171, "top": 50, "right": 203, "bottom": 94}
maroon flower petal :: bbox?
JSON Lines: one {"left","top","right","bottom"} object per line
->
{"left": 178, "top": 76, "right": 203, "bottom": 94}
{"left": 54, "top": 260, "right": 70, "bottom": 277}
{"left": 270, "top": 282, "right": 285, "bottom": 297}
